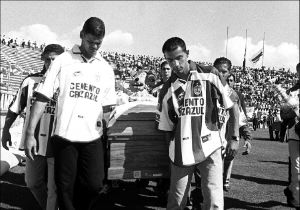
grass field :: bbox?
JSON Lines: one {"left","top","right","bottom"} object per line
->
{"left": 0, "top": 128, "right": 297, "bottom": 210}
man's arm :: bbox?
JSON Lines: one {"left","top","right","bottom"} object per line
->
{"left": 1, "top": 110, "right": 19, "bottom": 150}
{"left": 164, "top": 131, "right": 173, "bottom": 145}
{"left": 24, "top": 100, "right": 47, "bottom": 160}
{"left": 1, "top": 80, "right": 28, "bottom": 150}
{"left": 102, "top": 105, "right": 116, "bottom": 136}
{"left": 226, "top": 102, "right": 240, "bottom": 160}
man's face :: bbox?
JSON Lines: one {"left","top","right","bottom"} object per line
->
{"left": 81, "top": 32, "right": 103, "bottom": 59}
{"left": 43, "top": 52, "right": 59, "bottom": 70}
{"left": 161, "top": 63, "right": 172, "bottom": 82}
{"left": 216, "top": 63, "right": 230, "bottom": 78}
{"left": 164, "top": 46, "right": 189, "bottom": 79}
{"left": 227, "top": 76, "right": 235, "bottom": 88}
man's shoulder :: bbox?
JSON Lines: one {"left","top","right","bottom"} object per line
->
{"left": 195, "top": 63, "right": 219, "bottom": 75}
{"left": 159, "top": 76, "right": 176, "bottom": 101}
{"left": 19, "top": 72, "right": 43, "bottom": 86}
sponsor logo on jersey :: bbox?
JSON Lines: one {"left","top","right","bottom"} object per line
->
{"left": 69, "top": 82, "right": 100, "bottom": 102}
{"left": 192, "top": 80, "right": 202, "bottom": 96}
{"left": 178, "top": 97, "right": 205, "bottom": 117}
{"left": 40, "top": 77, "right": 46, "bottom": 84}
{"left": 73, "top": 71, "right": 81, "bottom": 76}
{"left": 201, "top": 134, "right": 211, "bottom": 143}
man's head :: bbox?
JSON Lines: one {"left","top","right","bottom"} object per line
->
{"left": 227, "top": 73, "right": 235, "bottom": 88}
{"left": 213, "top": 57, "right": 232, "bottom": 78}
{"left": 41, "top": 44, "right": 64, "bottom": 71}
{"left": 162, "top": 37, "right": 189, "bottom": 79}
{"left": 160, "top": 61, "right": 172, "bottom": 83}
{"left": 80, "top": 17, "right": 105, "bottom": 59}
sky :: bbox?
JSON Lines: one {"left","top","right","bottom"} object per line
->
{"left": 1, "top": 1, "right": 299, "bottom": 71}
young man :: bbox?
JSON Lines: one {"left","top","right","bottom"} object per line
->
{"left": 152, "top": 61, "right": 172, "bottom": 97}
{"left": 157, "top": 37, "right": 239, "bottom": 210}
{"left": 1, "top": 44, "right": 65, "bottom": 210}
{"left": 23, "top": 17, "right": 116, "bottom": 210}
{"left": 212, "top": 57, "right": 250, "bottom": 192}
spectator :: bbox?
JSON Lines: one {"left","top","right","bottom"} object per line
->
{"left": 151, "top": 60, "right": 172, "bottom": 97}
{"left": 1, "top": 44, "right": 65, "bottom": 210}
{"left": 23, "top": 17, "right": 116, "bottom": 210}
{"left": 157, "top": 37, "right": 239, "bottom": 210}
{"left": 27, "top": 40, "right": 31, "bottom": 48}
{"left": 270, "top": 108, "right": 282, "bottom": 141}
{"left": 21, "top": 39, "right": 25, "bottom": 48}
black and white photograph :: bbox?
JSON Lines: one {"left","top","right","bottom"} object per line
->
{"left": 0, "top": 1, "right": 299, "bottom": 210}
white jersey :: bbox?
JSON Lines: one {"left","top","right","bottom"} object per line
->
{"left": 9, "top": 72, "right": 56, "bottom": 156}
{"left": 36, "top": 45, "right": 116, "bottom": 142}
{"left": 158, "top": 62, "right": 233, "bottom": 166}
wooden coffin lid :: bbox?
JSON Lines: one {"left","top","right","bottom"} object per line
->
{"left": 107, "top": 101, "right": 164, "bottom": 140}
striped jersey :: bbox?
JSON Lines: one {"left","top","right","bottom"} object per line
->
{"left": 9, "top": 72, "right": 56, "bottom": 156}
{"left": 35, "top": 45, "right": 116, "bottom": 142}
{"left": 157, "top": 61, "right": 233, "bottom": 166}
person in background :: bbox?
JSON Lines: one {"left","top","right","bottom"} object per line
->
{"left": 226, "top": 73, "right": 253, "bottom": 155}
{"left": 1, "top": 44, "right": 65, "bottom": 210}
{"left": 252, "top": 109, "right": 258, "bottom": 131}
{"left": 213, "top": 57, "right": 249, "bottom": 192}
{"left": 270, "top": 108, "right": 282, "bottom": 141}
{"left": 23, "top": 17, "right": 116, "bottom": 210}
{"left": 272, "top": 67, "right": 299, "bottom": 208}
{"left": 152, "top": 60, "right": 172, "bottom": 97}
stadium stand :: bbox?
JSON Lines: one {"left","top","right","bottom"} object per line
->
{"left": 0, "top": 35, "right": 298, "bottom": 119}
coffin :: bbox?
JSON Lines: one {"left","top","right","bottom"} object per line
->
{"left": 107, "top": 101, "right": 170, "bottom": 180}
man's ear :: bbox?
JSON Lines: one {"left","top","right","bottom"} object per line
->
{"left": 186, "top": 50, "right": 189, "bottom": 57}
{"left": 80, "top": 31, "right": 84, "bottom": 39}
{"left": 41, "top": 53, "right": 45, "bottom": 61}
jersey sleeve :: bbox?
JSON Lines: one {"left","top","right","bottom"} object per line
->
{"left": 208, "top": 72, "right": 234, "bottom": 109}
{"left": 9, "top": 78, "right": 29, "bottom": 114}
{"left": 101, "top": 65, "right": 117, "bottom": 106}
{"left": 158, "top": 89, "right": 174, "bottom": 131}
{"left": 35, "top": 57, "right": 61, "bottom": 100}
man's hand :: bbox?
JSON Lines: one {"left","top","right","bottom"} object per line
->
{"left": 242, "top": 140, "right": 251, "bottom": 155}
{"left": 1, "top": 129, "right": 12, "bottom": 150}
{"left": 225, "top": 139, "right": 239, "bottom": 161}
{"left": 24, "top": 134, "right": 37, "bottom": 160}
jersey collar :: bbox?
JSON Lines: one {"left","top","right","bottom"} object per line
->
{"left": 71, "top": 44, "right": 102, "bottom": 62}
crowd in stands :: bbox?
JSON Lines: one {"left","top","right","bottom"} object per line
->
{"left": 1, "top": 34, "right": 298, "bottom": 121}
{"left": 1, "top": 34, "right": 47, "bottom": 52}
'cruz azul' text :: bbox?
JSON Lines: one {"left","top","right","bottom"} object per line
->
{"left": 178, "top": 97, "right": 205, "bottom": 116}
{"left": 69, "top": 82, "right": 100, "bottom": 102}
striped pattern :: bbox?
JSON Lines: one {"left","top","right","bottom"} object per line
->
{"left": 9, "top": 73, "right": 56, "bottom": 156}
{"left": 158, "top": 62, "right": 233, "bottom": 166}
